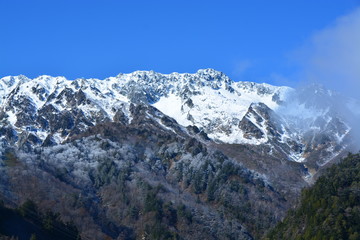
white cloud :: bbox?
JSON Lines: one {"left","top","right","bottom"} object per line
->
{"left": 296, "top": 7, "right": 360, "bottom": 99}
{"left": 290, "top": 7, "right": 360, "bottom": 148}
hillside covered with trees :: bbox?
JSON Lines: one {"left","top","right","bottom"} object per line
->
{"left": 266, "top": 153, "right": 360, "bottom": 240}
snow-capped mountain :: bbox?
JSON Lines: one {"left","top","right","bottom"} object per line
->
{"left": 0, "top": 69, "right": 356, "bottom": 166}
{"left": 1, "top": 68, "right": 358, "bottom": 239}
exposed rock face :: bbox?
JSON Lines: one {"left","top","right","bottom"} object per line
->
{"left": 239, "top": 117, "right": 265, "bottom": 140}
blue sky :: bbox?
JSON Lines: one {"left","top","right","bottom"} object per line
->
{"left": 1, "top": 0, "right": 359, "bottom": 86}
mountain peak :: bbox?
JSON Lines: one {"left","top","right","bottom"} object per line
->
{"left": 196, "top": 68, "right": 224, "bottom": 75}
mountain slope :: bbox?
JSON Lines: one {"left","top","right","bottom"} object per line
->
{"left": 0, "top": 104, "right": 287, "bottom": 239}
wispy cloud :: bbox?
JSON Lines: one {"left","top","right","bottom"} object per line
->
{"left": 289, "top": 7, "right": 360, "bottom": 149}
{"left": 232, "top": 60, "right": 252, "bottom": 79}
{"left": 268, "top": 73, "right": 294, "bottom": 87}
{"left": 295, "top": 7, "right": 360, "bottom": 99}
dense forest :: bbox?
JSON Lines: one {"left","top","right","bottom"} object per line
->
{"left": 0, "top": 200, "right": 80, "bottom": 240}
{"left": 266, "top": 153, "right": 360, "bottom": 240}
{"left": 1, "top": 151, "right": 360, "bottom": 239}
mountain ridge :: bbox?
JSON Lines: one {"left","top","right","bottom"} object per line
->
{"left": 0, "top": 69, "right": 355, "bottom": 164}
{"left": 0, "top": 68, "right": 358, "bottom": 239}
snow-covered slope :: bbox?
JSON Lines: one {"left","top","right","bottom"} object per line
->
{"left": 152, "top": 71, "right": 291, "bottom": 144}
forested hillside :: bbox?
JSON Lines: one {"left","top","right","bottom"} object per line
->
{"left": 266, "top": 153, "right": 360, "bottom": 240}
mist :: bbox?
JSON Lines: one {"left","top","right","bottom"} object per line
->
{"left": 282, "top": 7, "right": 360, "bottom": 150}
{"left": 295, "top": 7, "right": 360, "bottom": 99}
